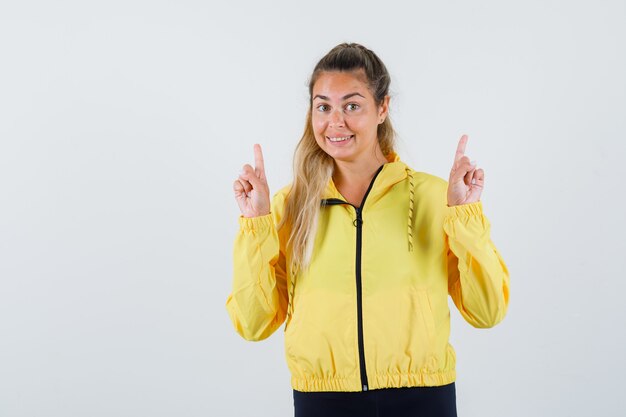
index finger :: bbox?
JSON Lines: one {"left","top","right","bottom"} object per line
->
{"left": 254, "top": 143, "right": 265, "bottom": 180}
{"left": 454, "top": 134, "right": 468, "bottom": 162}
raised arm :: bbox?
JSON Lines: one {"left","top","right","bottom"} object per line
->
{"left": 444, "top": 135, "right": 510, "bottom": 328}
{"left": 226, "top": 144, "right": 289, "bottom": 341}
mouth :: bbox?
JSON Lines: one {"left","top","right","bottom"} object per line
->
{"left": 326, "top": 135, "right": 354, "bottom": 143}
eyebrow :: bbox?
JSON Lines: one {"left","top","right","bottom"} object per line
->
{"left": 313, "top": 92, "right": 366, "bottom": 101}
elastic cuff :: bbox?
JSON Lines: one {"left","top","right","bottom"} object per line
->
{"left": 239, "top": 213, "right": 274, "bottom": 232}
{"left": 444, "top": 200, "right": 484, "bottom": 219}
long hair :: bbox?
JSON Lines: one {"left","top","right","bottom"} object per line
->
{"left": 279, "top": 43, "right": 397, "bottom": 274}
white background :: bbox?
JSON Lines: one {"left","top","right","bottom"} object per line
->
{"left": 1, "top": 1, "right": 624, "bottom": 416}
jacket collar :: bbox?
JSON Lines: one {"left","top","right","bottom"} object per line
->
{"left": 321, "top": 151, "right": 409, "bottom": 200}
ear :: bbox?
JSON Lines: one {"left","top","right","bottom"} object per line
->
{"left": 378, "top": 95, "right": 390, "bottom": 123}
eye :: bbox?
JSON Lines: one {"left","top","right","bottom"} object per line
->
{"left": 346, "top": 103, "right": 360, "bottom": 111}
{"left": 316, "top": 104, "right": 330, "bottom": 112}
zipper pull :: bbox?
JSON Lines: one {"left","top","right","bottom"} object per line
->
{"left": 353, "top": 207, "right": 363, "bottom": 227}
{"left": 363, "top": 384, "right": 368, "bottom": 391}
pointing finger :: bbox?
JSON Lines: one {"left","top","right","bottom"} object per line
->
{"left": 254, "top": 144, "right": 266, "bottom": 180}
{"left": 454, "top": 134, "right": 468, "bottom": 162}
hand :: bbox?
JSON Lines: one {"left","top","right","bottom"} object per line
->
{"left": 233, "top": 144, "right": 271, "bottom": 218}
{"left": 447, "top": 134, "right": 484, "bottom": 206}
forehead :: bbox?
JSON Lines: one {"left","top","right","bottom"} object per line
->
{"left": 312, "top": 71, "right": 371, "bottom": 99}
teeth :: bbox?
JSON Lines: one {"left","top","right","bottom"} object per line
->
{"left": 328, "top": 135, "right": 352, "bottom": 142}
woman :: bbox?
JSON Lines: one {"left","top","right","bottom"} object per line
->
{"left": 226, "top": 43, "right": 510, "bottom": 417}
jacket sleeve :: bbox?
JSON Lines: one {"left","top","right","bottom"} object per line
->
{"left": 225, "top": 192, "right": 289, "bottom": 341}
{"left": 444, "top": 200, "right": 510, "bottom": 328}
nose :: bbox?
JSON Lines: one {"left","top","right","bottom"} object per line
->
{"left": 329, "top": 108, "right": 345, "bottom": 127}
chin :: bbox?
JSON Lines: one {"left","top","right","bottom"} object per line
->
{"left": 327, "top": 150, "right": 358, "bottom": 163}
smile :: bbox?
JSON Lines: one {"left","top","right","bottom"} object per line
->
{"left": 327, "top": 135, "right": 354, "bottom": 142}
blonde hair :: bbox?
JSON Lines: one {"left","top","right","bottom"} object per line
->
{"left": 279, "top": 43, "right": 397, "bottom": 274}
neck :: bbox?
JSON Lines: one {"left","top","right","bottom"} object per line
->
{"left": 332, "top": 145, "right": 388, "bottom": 189}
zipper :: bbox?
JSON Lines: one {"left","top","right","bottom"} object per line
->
{"left": 354, "top": 205, "right": 368, "bottom": 391}
{"left": 321, "top": 164, "right": 385, "bottom": 392}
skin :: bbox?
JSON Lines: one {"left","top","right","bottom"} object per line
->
{"left": 310, "top": 70, "right": 389, "bottom": 201}
{"left": 446, "top": 134, "right": 484, "bottom": 206}
{"left": 233, "top": 74, "right": 484, "bottom": 217}
{"left": 234, "top": 143, "right": 270, "bottom": 218}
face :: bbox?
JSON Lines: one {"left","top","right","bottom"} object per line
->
{"left": 311, "top": 71, "right": 389, "bottom": 164}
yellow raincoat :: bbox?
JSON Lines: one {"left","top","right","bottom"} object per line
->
{"left": 226, "top": 152, "right": 510, "bottom": 392}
